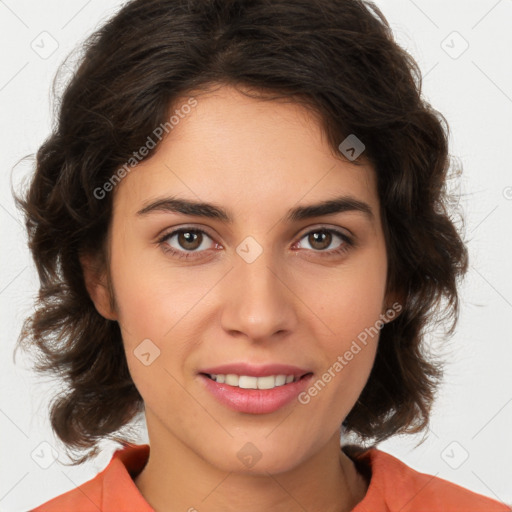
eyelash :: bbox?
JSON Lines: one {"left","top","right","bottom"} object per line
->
{"left": 156, "top": 226, "right": 355, "bottom": 261}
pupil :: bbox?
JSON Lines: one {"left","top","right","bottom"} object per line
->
{"left": 180, "top": 231, "right": 200, "bottom": 250}
{"left": 310, "top": 231, "right": 330, "bottom": 250}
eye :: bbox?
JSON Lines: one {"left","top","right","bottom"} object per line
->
{"left": 157, "top": 228, "right": 219, "bottom": 259}
{"left": 157, "top": 226, "right": 354, "bottom": 261}
{"left": 294, "top": 228, "right": 353, "bottom": 256}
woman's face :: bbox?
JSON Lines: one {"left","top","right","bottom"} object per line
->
{"left": 100, "top": 85, "right": 390, "bottom": 473}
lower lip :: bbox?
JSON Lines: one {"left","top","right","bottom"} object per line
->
{"left": 199, "top": 374, "right": 313, "bottom": 414}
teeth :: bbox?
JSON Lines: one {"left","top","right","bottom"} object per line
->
{"left": 275, "top": 375, "right": 286, "bottom": 386}
{"left": 256, "top": 375, "right": 276, "bottom": 389}
{"left": 208, "top": 373, "right": 298, "bottom": 389}
{"left": 225, "top": 374, "right": 239, "bottom": 386}
{"left": 239, "top": 376, "right": 258, "bottom": 389}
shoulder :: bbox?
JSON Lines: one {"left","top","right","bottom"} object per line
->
{"left": 350, "top": 447, "right": 511, "bottom": 512}
{"left": 31, "top": 444, "right": 152, "bottom": 512}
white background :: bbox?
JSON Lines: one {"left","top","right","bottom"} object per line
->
{"left": 1, "top": 0, "right": 511, "bottom": 510}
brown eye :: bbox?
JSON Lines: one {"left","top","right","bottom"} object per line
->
{"left": 295, "top": 227, "right": 353, "bottom": 257}
{"left": 177, "top": 230, "right": 202, "bottom": 250}
{"left": 308, "top": 231, "right": 332, "bottom": 250}
{"left": 159, "top": 228, "right": 216, "bottom": 257}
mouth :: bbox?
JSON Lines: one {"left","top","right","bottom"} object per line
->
{"left": 198, "top": 364, "right": 314, "bottom": 414}
{"left": 200, "top": 372, "right": 311, "bottom": 389}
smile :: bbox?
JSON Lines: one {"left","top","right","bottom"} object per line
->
{"left": 205, "top": 373, "right": 299, "bottom": 389}
{"left": 198, "top": 364, "right": 314, "bottom": 414}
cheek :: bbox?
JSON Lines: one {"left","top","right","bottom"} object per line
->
{"left": 109, "top": 236, "right": 212, "bottom": 344}
{"left": 302, "top": 254, "right": 387, "bottom": 405}
{"left": 110, "top": 262, "right": 196, "bottom": 417}
{"left": 108, "top": 243, "right": 217, "bottom": 401}
{"left": 310, "top": 255, "right": 387, "bottom": 349}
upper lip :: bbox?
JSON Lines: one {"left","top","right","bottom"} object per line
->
{"left": 199, "top": 363, "right": 312, "bottom": 378}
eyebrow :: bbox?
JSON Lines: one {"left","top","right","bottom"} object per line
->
{"left": 136, "top": 195, "right": 374, "bottom": 223}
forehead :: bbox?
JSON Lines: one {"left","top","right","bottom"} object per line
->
{"left": 112, "top": 85, "right": 378, "bottom": 221}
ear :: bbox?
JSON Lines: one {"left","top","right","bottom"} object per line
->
{"left": 80, "top": 253, "right": 118, "bottom": 321}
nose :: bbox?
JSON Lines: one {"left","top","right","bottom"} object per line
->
{"left": 220, "top": 249, "right": 298, "bottom": 343}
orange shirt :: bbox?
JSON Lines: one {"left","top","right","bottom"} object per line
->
{"left": 32, "top": 444, "right": 510, "bottom": 511}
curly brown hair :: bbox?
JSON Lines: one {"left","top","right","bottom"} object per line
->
{"left": 15, "top": 0, "right": 468, "bottom": 463}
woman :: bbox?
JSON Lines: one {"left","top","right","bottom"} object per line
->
{"left": 16, "top": 0, "right": 509, "bottom": 510}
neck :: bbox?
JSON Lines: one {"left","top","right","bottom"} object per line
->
{"left": 134, "top": 419, "right": 368, "bottom": 512}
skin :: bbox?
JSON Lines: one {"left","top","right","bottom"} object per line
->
{"left": 83, "top": 84, "right": 397, "bottom": 512}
